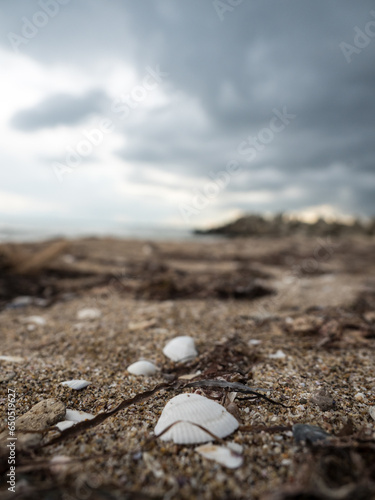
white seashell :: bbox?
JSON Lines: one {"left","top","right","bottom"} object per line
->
{"left": 369, "top": 407, "right": 375, "bottom": 421}
{"left": 22, "top": 316, "right": 46, "bottom": 326}
{"left": 127, "top": 360, "right": 159, "bottom": 376}
{"left": 60, "top": 379, "right": 91, "bottom": 390}
{"left": 0, "top": 355, "right": 24, "bottom": 363}
{"left": 55, "top": 420, "right": 75, "bottom": 431}
{"left": 195, "top": 443, "right": 243, "bottom": 469}
{"left": 65, "top": 409, "right": 95, "bottom": 422}
{"left": 77, "top": 308, "right": 101, "bottom": 320}
{"left": 163, "top": 336, "right": 197, "bottom": 362}
{"left": 269, "top": 349, "right": 286, "bottom": 359}
{"left": 154, "top": 393, "right": 239, "bottom": 444}
{"left": 248, "top": 339, "right": 262, "bottom": 345}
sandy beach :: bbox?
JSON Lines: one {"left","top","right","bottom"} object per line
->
{"left": 1, "top": 235, "right": 375, "bottom": 499}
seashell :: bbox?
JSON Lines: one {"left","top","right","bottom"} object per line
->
{"left": 369, "top": 407, "right": 375, "bottom": 421}
{"left": 77, "top": 308, "right": 101, "bottom": 320}
{"left": 154, "top": 393, "right": 239, "bottom": 444}
{"left": 22, "top": 316, "right": 47, "bottom": 326}
{"left": 163, "top": 336, "right": 197, "bottom": 362}
{"left": 55, "top": 420, "right": 75, "bottom": 431}
{"left": 268, "top": 349, "right": 286, "bottom": 359}
{"left": 0, "top": 355, "right": 24, "bottom": 363}
{"left": 127, "top": 360, "right": 159, "bottom": 376}
{"left": 60, "top": 379, "right": 91, "bottom": 390}
{"left": 65, "top": 409, "right": 95, "bottom": 422}
{"left": 195, "top": 443, "right": 243, "bottom": 469}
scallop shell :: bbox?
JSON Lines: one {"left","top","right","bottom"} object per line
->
{"left": 162, "top": 336, "right": 197, "bottom": 362}
{"left": 154, "top": 393, "right": 239, "bottom": 444}
{"left": 195, "top": 443, "right": 243, "bottom": 469}
{"left": 127, "top": 360, "right": 158, "bottom": 376}
{"left": 60, "top": 379, "right": 91, "bottom": 390}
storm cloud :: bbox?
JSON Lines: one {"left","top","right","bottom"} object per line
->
{"left": 0, "top": 0, "right": 374, "bottom": 232}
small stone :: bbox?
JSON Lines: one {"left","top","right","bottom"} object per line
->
{"left": 354, "top": 392, "right": 365, "bottom": 402}
{"left": 310, "top": 388, "right": 336, "bottom": 411}
{"left": 293, "top": 424, "right": 331, "bottom": 445}
{"left": 369, "top": 407, "right": 375, "bottom": 421}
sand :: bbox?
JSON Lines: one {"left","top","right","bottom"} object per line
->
{"left": 0, "top": 235, "right": 374, "bottom": 499}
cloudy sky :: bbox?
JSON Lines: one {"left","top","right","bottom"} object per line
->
{"left": 1, "top": 1, "right": 374, "bottom": 235}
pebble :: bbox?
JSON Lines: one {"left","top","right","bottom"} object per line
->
{"left": 310, "top": 388, "right": 336, "bottom": 411}
{"left": 293, "top": 424, "right": 331, "bottom": 445}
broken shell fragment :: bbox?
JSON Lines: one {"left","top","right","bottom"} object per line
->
{"left": 162, "top": 336, "right": 197, "bottom": 362}
{"left": 77, "top": 308, "right": 101, "bottom": 320}
{"left": 127, "top": 360, "right": 159, "bottom": 376}
{"left": 195, "top": 443, "right": 243, "bottom": 469}
{"left": 56, "top": 420, "right": 75, "bottom": 431}
{"left": 60, "top": 380, "right": 91, "bottom": 390}
{"left": 65, "top": 409, "right": 95, "bottom": 422}
{"left": 154, "top": 393, "right": 239, "bottom": 444}
{"left": 56, "top": 409, "right": 94, "bottom": 431}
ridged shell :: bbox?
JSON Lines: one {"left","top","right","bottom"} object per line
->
{"left": 127, "top": 360, "right": 158, "bottom": 376}
{"left": 162, "top": 336, "right": 197, "bottom": 362}
{"left": 195, "top": 443, "right": 243, "bottom": 469}
{"left": 154, "top": 393, "right": 239, "bottom": 444}
{"left": 60, "top": 379, "right": 91, "bottom": 390}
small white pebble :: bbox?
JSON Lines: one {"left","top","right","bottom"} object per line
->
{"left": 248, "top": 339, "right": 262, "bottom": 345}
{"left": 354, "top": 392, "right": 365, "bottom": 402}
{"left": 269, "top": 350, "right": 286, "bottom": 359}
{"left": 77, "top": 308, "right": 101, "bottom": 320}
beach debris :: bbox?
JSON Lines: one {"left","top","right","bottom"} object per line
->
{"left": 0, "top": 355, "right": 24, "bottom": 363}
{"left": 195, "top": 443, "right": 243, "bottom": 469}
{"left": 128, "top": 318, "right": 157, "bottom": 331}
{"left": 127, "top": 360, "right": 159, "bottom": 376}
{"left": 163, "top": 336, "right": 197, "bottom": 362}
{"left": 293, "top": 424, "right": 331, "bottom": 445}
{"left": 310, "top": 388, "right": 336, "bottom": 411}
{"left": 0, "top": 399, "right": 66, "bottom": 449}
{"left": 268, "top": 349, "right": 286, "bottom": 359}
{"left": 154, "top": 393, "right": 239, "bottom": 444}
{"left": 60, "top": 379, "right": 91, "bottom": 390}
{"left": 77, "top": 308, "right": 101, "bottom": 320}
{"left": 369, "top": 407, "right": 375, "bottom": 421}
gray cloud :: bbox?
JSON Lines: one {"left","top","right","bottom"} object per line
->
{"left": 1, "top": 0, "right": 374, "bottom": 221}
{"left": 11, "top": 89, "right": 109, "bottom": 131}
